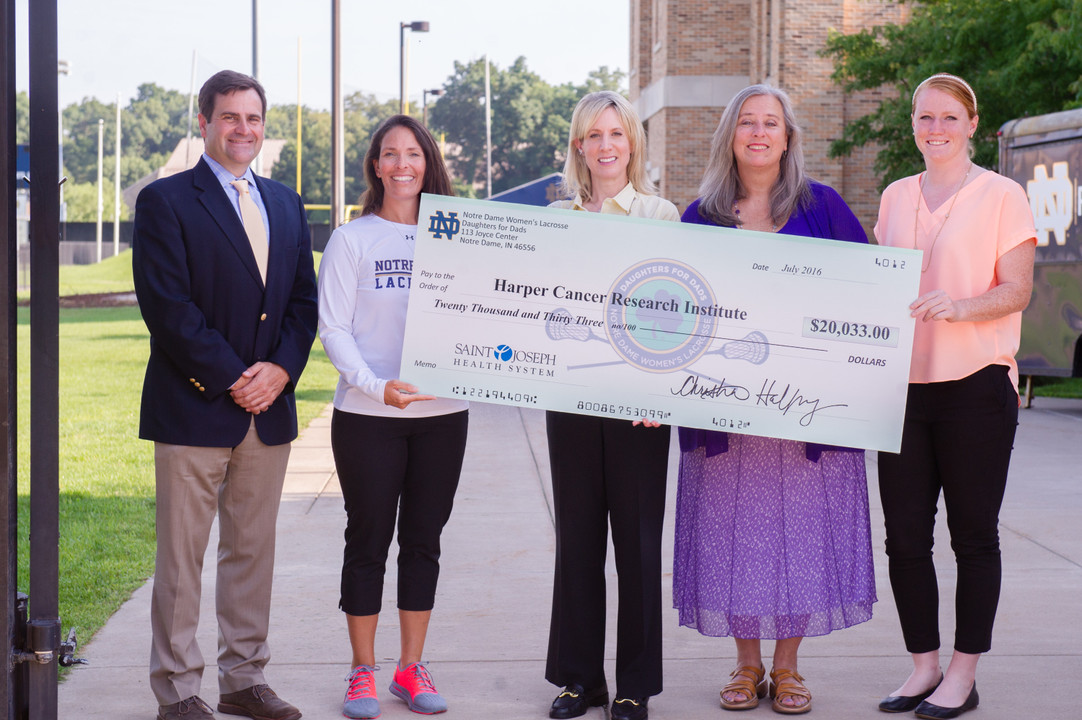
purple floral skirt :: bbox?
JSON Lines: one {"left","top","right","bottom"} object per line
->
{"left": 673, "top": 435, "right": 876, "bottom": 639}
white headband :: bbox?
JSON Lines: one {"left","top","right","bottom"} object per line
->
{"left": 912, "top": 73, "right": 978, "bottom": 114}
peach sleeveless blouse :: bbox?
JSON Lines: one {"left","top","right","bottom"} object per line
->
{"left": 874, "top": 170, "right": 1036, "bottom": 390}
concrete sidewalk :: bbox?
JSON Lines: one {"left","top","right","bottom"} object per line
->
{"left": 60, "top": 399, "right": 1082, "bottom": 719}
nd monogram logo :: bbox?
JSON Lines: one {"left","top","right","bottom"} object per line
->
{"left": 1027, "top": 161, "right": 1073, "bottom": 247}
{"left": 428, "top": 211, "right": 461, "bottom": 240}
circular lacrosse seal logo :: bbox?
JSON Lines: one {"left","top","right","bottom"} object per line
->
{"left": 605, "top": 259, "right": 717, "bottom": 372}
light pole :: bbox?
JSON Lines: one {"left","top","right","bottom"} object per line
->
{"left": 332, "top": 0, "right": 344, "bottom": 227}
{"left": 399, "top": 20, "right": 429, "bottom": 115}
{"left": 422, "top": 88, "right": 442, "bottom": 126}
{"left": 95, "top": 118, "right": 103, "bottom": 262}
{"left": 57, "top": 59, "right": 69, "bottom": 226}
{"left": 252, "top": 0, "right": 263, "bottom": 176}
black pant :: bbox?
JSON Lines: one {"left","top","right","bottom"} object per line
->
{"left": 877, "top": 365, "right": 1018, "bottom": 654}
{"left": 545, "top": 412, "right": 670, "bottom": 699}
{"left": 331, "top": 408, "right": 468, "bottom": 616}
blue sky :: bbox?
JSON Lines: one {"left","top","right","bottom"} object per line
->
{"left": 15, "top": 0, "right": 631, "bottom": 109}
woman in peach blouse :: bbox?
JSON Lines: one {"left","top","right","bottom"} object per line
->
{"left": 873, "top": 74, "right": 1036, "bottom": 720}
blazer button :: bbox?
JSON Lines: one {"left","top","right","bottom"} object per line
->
{"left": 199, "top": 387, "right": 205, "bottom": 392}
{"left": 260, "top": 313, "right": 267, "bottom": 321}
{"left": 189, "top": 378, "right": 196, "bottom": 383}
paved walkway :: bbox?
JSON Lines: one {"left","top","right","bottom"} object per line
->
{"left": 59, "top": 399, "right": 1082, "bottom": 719}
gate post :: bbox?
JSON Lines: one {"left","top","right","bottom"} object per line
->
{"left": 1, "top": 0, "right": 26, "bottom": 716}
{"left": 26, "top": 0, "right": 61, "bottom": 717}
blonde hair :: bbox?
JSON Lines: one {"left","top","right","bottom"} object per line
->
{"left": 912, "top": 73, "right": 978, "bottom": 117}
{"left": 695, "top": 84, "right": 811, "bottom": 227}
{"left": 559, "top": 91, "right": 656, "bottom": 204}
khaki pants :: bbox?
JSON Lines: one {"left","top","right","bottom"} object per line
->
{"left": 149, "top": 419, "right": 290, "bottom": 705}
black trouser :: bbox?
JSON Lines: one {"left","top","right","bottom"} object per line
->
{"left": 545, "top": 412, "right": 670, "bottom": 700}
{"left": 877, "top": 365, "right": 1017, "bottom": 654}
{"left": 332, "top": 408, "right": 468, "bottom": 616}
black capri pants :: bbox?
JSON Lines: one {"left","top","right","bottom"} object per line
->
{"left": 331, "top": 408, "right": 469, "bottom": 617}
{"left": 877, "top": 364, "right": 1018, "bottom": 655}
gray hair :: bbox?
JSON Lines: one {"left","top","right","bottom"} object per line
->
{"left": 695, "top": 84, "right": 811, "bottom": 226}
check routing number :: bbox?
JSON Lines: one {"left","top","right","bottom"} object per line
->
{"left": 401, "top": 195, "right": 921, "bottom": 453}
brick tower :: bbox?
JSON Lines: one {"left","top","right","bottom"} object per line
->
{"left": 629, "top": 0, "right": 908, "bottom": 230}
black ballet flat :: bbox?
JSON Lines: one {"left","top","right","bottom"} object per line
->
{"left": 878, "top": 675, "right": 942, "bottom": 713}
{"left": 913, "top": 683, "right": 979, "bottom": 720}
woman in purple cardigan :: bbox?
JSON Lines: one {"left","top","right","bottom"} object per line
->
{"left": 673, "top": 84, "right": 876, "bottom": 715}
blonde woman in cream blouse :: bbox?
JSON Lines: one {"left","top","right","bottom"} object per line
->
{"left": 543, "top": 91, "right": 676, "bottom": 720}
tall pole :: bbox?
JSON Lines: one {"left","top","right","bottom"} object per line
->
{"left": 114, "top": 92, "right": 121, "bottom": 256}
{"left": 185, "top": 51, "right": 197, "bottom": 168}
{"left": 1, "top": 0, "right": 23, "bottom": 708}
{"left": 57, "top": 59, "right": 67, "bottom": 235}
{"left": 296, "top": 37, "right": 302, "bottom": 195}
{"left": 95, "top": 119, "right": 103, "bottom": 263}
{"left": 28, "top": 0, "right": 62, "bottom": 712}
{"left": 422, "top": 89, "right": 442, "bottom": 127}
{"left": 399, "top": 23, "right": 406, "bottom": 115}
{"left": 403, "top": 29, "right": 411, "bottom": 115}
{"left": 331, "top": 0, "right": 344, "bottom": 227}
{"left": 485, "top": 54, "right": 492, "bottom": 198}
{"left": 252, "top": 0, "right": 259, "bottom": 80}
{"left": 251, "top": 0, "right": 262, "bottom": 176}
{"left": 399, "top": 22, "right": 429, "bottom": 116}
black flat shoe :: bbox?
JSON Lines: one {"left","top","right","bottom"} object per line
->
{"left": 914, "top": 683, "right": 979, "bottom": 720}
{"left": 610, "top": 697, "right": 648, "bottom": 720}
{"left": 549, "top": 684, "right": 608, "bottom": 719}
{"left": 878, "top": 675, "right": 943, "bottom": 713}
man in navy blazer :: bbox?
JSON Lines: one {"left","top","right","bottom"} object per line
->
{"left": 133, "top": 70, "right": 317, "bottom": 720}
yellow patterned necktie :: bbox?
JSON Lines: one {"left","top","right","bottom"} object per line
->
{"left": 230, "top": 179, "right": 268, "bottom": 283}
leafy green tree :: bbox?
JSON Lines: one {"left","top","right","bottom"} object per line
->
{"left": 61, "top": 83, "right": 191, "bottom": 189}
{"left": 270, "top": 93, "right": 399, "bottom": 208}
{"left": 40, "top": 58, "right": 626, "bottom": 214}
{"left": 272, "top": 106, "right": 331, "bottom": 205}
{"left": 428, "top": 58, "right": 625, "bottom": 195}
{"left": 63, "top": 97, "right": 119, "bottom": 185}
{"left": 62, "top": 178, "right": 130, "bottom": 222}
{"left": 16, "top": 91, "right": 29, "bottom": 144}
{"left": 118, "top": 83, "right": 191, "bottom": 186}
{"left": 822, "top": 0, "right": 1082, "bottom": 188}
{"left": 343, "top": 91, "right": 400, "bottom": 202}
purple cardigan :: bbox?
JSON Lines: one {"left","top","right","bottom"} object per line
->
{"left": 678, "top": 181, "right": 869, "bottom": 462}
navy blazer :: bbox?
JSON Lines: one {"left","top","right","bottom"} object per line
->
{"left": 132, "top": 157, "right": 318, "bottom": 447}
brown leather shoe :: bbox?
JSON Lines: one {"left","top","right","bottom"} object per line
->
{"left": 158, "top": 696, "right": 215, "bottom": 720}
{"left": 217, "top": 685, "right": 301, "bottom": 720}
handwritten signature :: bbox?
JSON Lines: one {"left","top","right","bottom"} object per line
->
{"left": 755, "top": 379, "right": 848, "bottom": 427}
{"left": 670, "top": 375, "right": 848, "bottom": 427}
{"left": 671, "top": 375, "right": 750, "bottom": 401}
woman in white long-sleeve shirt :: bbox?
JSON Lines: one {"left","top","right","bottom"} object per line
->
{"left": 318, "top": 115, "right": 467, "bottom": 720}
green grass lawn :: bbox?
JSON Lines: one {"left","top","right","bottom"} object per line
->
{"left": 1028, "top": 376, "right": 1082, "bottom": 398}
{"left": 15, "top": 250, "right": 335, "bottom": 648}
{"left": 17, "top": 247, "right": 324, "bottom": 300}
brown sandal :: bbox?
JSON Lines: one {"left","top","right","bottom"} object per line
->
{"left": 720, "top": 665, "right": 768, "bottom": 711}
{"left": 769, "top": 668, "right": 812, "bottom": 714}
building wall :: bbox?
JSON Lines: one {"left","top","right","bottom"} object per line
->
{"left": 629, "top": 0, "right": 908, "bottom": 232}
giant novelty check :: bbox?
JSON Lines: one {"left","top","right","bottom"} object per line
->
{"left": 401, "top": 195, "right": 921, "bottom": 453}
